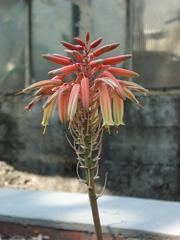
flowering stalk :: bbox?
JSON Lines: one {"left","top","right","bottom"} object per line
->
{"left": 20, "top": 32, "right": 149, "bottom": 240}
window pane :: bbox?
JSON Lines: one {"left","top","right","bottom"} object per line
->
{"left": 0, "top": 0, "right": 25, "bottom": 92}
{"left": 32, "top": 0, "right": 72, "bottom": 80}
{"left": 76, "top": 0, "right": 127, "bottom": 58}
{"left": 92, "top": 0, "right": 127, "bottom": 56}
{"left": 133, "top": 0, "right": 180, "bottom": 88}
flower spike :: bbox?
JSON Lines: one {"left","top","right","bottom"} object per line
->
{"left": 21, "top": 32, "right": 148, "bottom": 131}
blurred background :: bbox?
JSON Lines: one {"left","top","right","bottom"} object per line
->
{"left": 0, "top": 0, "right": 180, "bottom": 201}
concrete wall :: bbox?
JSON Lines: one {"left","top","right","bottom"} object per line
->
{"left": 0, "top": 96, "right": 75, "bottom": 176}
{"left": 0, "top": 0, "right": 180, "bottom": 201}
{"left": 1, "top": 92, "right": 180, "bottom": 201}
{"left": 102, "top": 93, "right": 180, "bottom": 200}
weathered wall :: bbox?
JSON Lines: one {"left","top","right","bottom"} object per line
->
{"left": 1, "top": 93, "right": 180, "bottom": 201}
{"left": 0, "top": 96, "right": 76, "bottom": 176}
{"left": 0, "top": 0, "right": 180, "bottom": 201}
{"left": 102, "top": 93, "right": 180, "bottom": 200}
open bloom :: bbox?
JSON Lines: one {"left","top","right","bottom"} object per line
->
{"left": 21, "top": 32, "right": 149, "bottom": 132}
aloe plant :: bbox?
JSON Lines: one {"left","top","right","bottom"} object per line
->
{"left": 20, "top": 32, "right": 148, "bottom": 240}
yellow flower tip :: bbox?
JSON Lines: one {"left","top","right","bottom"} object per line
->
{"left": 146, "top": 90, "right": 152, "bottom": 95}
{"left": 102, "top": 119, "right": 114, "bottom": 128}
{"left": 138, "top": 101, "right": 144, "bottom": 108}
{"left": 68, "top": 84, "right": 80, "bottom": 121}
{"left": 103, "top": 121, "right": 114, "bottom": 134}
{"left": 103, "top": 125, "right": 111, "bottom": 134}
{"left": 42, "top": 122, "right": 48, "bottom": 135}
{"left": 134, "top": 73, "right": 140, "bottom": 78}
{"left": 114, "top": 121, "right": 125, "bottom": 127}
{"left": 41, "top": 116, "right": 49, "bottom": 134}
{"left": 15, "top": 90, "right": 24, "bottom": 95}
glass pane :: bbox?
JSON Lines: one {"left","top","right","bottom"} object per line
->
{"left": 92, "top": 0, "right": 127, "bottom": 57}
{"left": 75, "top": 0, "right": 127, "bottom": 58}
{"left": 32, "top": 0, "right": 72, "bottom": 80}
{"left": 133, "top": 0, "right": 180, "bottom": 88}
{"left": 0, "top": 0, "right": 25, "bottom": 92}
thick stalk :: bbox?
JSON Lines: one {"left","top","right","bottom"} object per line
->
{"left": 87, "top": 169, "right": 103, "bottom": 240}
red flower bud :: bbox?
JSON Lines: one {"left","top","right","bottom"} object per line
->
{"left": 103, "top": 54, "right": 132, "bottom": 65}
{"left": 92, "top": 43, "right": 119, "bottom": 57}
{"left": 108, "top": 67, "right": 139, "bottom": 78}
{"left": 86, "top": 32, "right": 90, "bottom": 42}
{"left": 90, "top": 38, "right": 103, "bottom": 48}
{"left": 64, "top": 49, "right": 83, "bottom": 62}
{"left": 61, "top": 41, "right": 83, "bottom": 51}
{"left": 48, "top": 64, "right": 77, "bottom": 75}
{"left": 89, "top": 59, "right": 104, "bottom": 68}
{"left": 42, "top": 54, "right": 72, "bottom": 65}
{"left": 81, "top": 77, "right": 89, "bottom": 109}
{"left": 52, "top": 54, "right": 73, "bottom": 62}
{"left": 74, "top": 37, "right": 85, "bottom": 46}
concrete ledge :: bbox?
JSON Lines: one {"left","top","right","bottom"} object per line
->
{"left": 0, "top": 188, "right": 180, "bottom": 237}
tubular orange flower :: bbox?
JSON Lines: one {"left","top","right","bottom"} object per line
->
{"left": 48, "top": 64, "right": 77, "bottom": 75}
{"left": 108, "top": 67, "right": 139, "bottom": 78}
{"left": 99, "top": 71, "right": 126, "bottom": 100}
{"left": 41, "top": 96, "right": 57, "bottom": 134}
{"left": 42, "top": 54, "right": 72, "bottom": 65}
{"left": 90, "top": 37, "right": 103, "bottom": 48}
{"left": 61, "top": 41, "right": 83, "bottom": 51}
{"left": 68, "top": 84, "right": 80, "bottom": 121}
{"left": 86, "top": 32, "right": 90, "bottom": 42}
{"left": 103, "top": 54, "right": 132, "bottom": 65}
{"left": 58, "top": 90, "right": 70, "bottom": 123}
{"left": 91, "top": 43, "right": 120, "bottom": 57}
{"left": 112, "top": 92, "right": 124, "bottom": 126}
{"left": 74, "top": 37, "right": 86, "bottom": 46}
{"left": 64, "top": 49, "right": 84, "bottom": 62}
{"left": 22, "top": 79, "right": 62, "bottom": 93}
{"left": 80, "top": 77, "right": 90, "bottom": 110}
{"left": 52, "top": 53, "right": 73, "bottom": 62}
{"left": 89, "top": 59, "right": 104, "bottom": 68}
{"left": 99, "top": 84, "right": 114, "bottom": 128}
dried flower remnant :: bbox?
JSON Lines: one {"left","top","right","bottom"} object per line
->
{"left": 20, "top": 32, "right": 149, "bottom": 240}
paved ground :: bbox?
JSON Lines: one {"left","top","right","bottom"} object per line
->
{"left": 0, "top": 161, "right": 180, "bottom": 239}
{"left": 0, "top": 161, "right": 86, "bottom": 192}
{"left": 0, "top": 233, "right": 180, "bottom": 239}
{"left": 0, "top": 161, "right": 107, "bottom": 194}
{"left": 0, "top": 235, "right": 49, "bottom": 240}
{"left": 0, "top": 189, "right": 180, "bottom": 239}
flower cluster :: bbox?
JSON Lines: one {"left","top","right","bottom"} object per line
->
{"left": 21, "top": 32, "right": 148, "bottom": 132}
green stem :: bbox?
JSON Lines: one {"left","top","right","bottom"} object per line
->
{"left": 88, "top": 170, "right": 103, "bottom": 240}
